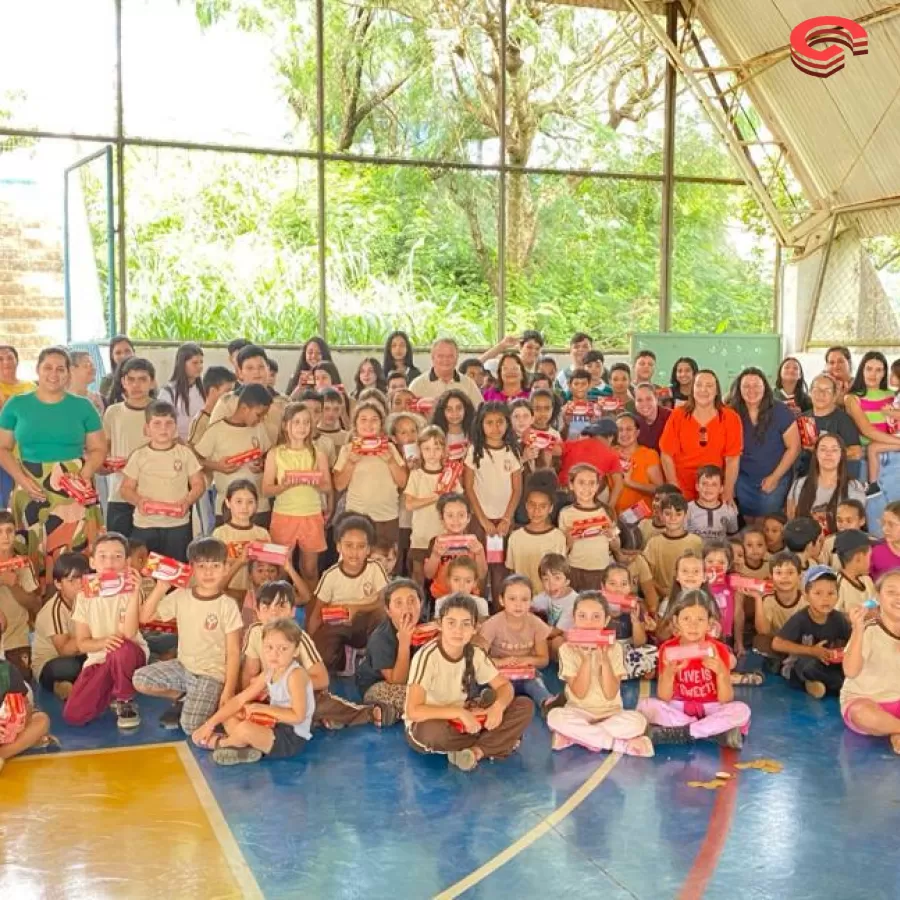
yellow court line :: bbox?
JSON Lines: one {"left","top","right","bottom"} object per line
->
{"left": 434, "top": 680, "right": 651, "bottom": 900}
{"left": 10, "top": 740, "right": 183, "bottom": 763}
{"left": 176, "top": 743, "right": 265, "bottom": 900}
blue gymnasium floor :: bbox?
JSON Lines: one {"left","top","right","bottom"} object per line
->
{"left": 7, "top": 675, "right": 900, "bottom": 900}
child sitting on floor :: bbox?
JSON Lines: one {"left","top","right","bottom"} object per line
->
{"left": 819, "top": 499, "right": 866, "bottom": 566}
{"left": 752, "top": 550, "right": 805, "bottom": 665}
{"left": 405, "top": 593, "right": 533, "bottom": 772}
{"left": 835, "top": 530, "right": 876, "bottom": 614}
{"left": 0, "top": 509, "right": 40, "bottom": 680}
{"left": 215, "top": 480, "right": 271, "bottom": 602}
{"left": 433, "top": 556, "right": 490, "bottom": 621}
{"left": 193, "top": 617, "right": 314, "bottom": 766}
{"left": 424, "top": 493, "right": 488, "bottom": 604}
{"left": 478, "top": 575, "right": 556, "bottom": 716}
{"left": 0, "top": 647, "right": 54, "bottom": 775}
{"left": 599, "top": 563, "right": 657, "bottom": 679}
{"left": 639, "top": 590, "right": 750, "bottom": 750}
{"left": 782, "top": 517, "right": 823, "bottom": 573}
{"left": 643, "top": 494, "right": 703, "bottom": 600}
{"left": 531, "top": 553, "right": 578, "bottom": 659}
{"left": 546, "top": 591, "right": 653, "bottom": 757}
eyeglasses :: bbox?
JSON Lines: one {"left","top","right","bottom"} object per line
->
{"left": 698, "top": 425, "right": 709, "bottom": 447}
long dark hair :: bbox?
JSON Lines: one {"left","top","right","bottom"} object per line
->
{"left": 670, "top": 356, "right": 698, "bottom": 401}
{"left": 729, "top": 366, "right": 775, "bottom": 443}
{"left": 470, "top": 401, "right": 520, "bottom": 467}
{"left": 494, "top": 351, "right": 528, "bottom": 396}
{"left": 287, "top": 337, "right": 333, "bottom": 395}
{"left": 437, "top": 593, "right": 481, "bottom": 696}
{"left": 775, "top": 356, "right": 809, "bottom": 408}
{"left": 383, "top": 330, "right": 414, "bottom": 376}
{"left": 353, "top": 358, "right": 387, "bottom": 397}
{"left": 108, "top": 334, "right": 134, "bottom": 372}
{"left": 850, "top": 350, "right": 890, "bottom": 396}
{"left": 432, "top": 388, "right": 476, "bottom": 437}
{"left": 795, "top": 433, "right": 851, "bottom": 531}
{"left": 166, "top": 342, "right": 205, "bottom": 412}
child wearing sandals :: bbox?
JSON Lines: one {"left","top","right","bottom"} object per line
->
{"left": 639, "top": 590, "right": 751, "bottom": 750}
{"left": 546, "top": 592, "right": 653, "bottom": 757}
{"left": 841, "top": 571, "right": 900, "bottom": 753}
{"left": 193, "top": 618, "right": 314, "bottom": 766}
{"left": 405, "top": 593, "right": 533, "bottom": 772}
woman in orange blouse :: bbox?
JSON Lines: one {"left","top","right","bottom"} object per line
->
{"left": 658, "top": 370, "right": 743, "bottom": 503}
{"left": 614, "top": 412, "right": 663, "bottom": 515}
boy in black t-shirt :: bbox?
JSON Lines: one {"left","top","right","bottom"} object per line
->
{"left": 772, "top": 565, "right": 850, "bottom": 699}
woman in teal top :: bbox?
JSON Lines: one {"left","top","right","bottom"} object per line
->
{"left": 0, "top": 347, "right": 105, "bottom": 572}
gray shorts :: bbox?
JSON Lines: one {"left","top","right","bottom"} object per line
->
{"left": 133, "top": 659, "right": 224, "bottom": 734}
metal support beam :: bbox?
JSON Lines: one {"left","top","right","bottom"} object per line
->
{"left": 114, "top": 0, "right": 127, "bottom": 334}
{"left": 659, "top": 1, "right": 678, "bottom": 331}
{"left": 802, "top": 213, "right": 839, "bottom": 351}
{"left": 315, "top": 0, "right": 327, "bottom": 338}
{"left": 497, "top": 0, "right": 507, "bottom": 341}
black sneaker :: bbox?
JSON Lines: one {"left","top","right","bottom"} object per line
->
{"left": 866, "top": 482, "right": 883, "bottom": 498}
{"left": 159, "top": 700, "right": 184, "bottom": 731}
{"left": 648, "top": 724, "right": 693, "bottom": 745}
{"left": 116, "top": 700, "right": 141, "bottom": 730}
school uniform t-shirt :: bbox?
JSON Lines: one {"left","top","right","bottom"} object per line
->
{"left": 334, "top": 443, "right": 404, "bottom": 523}
{"left": 643, "top": 532, "right": 704, "bottom": 597}
{"left": 315, "top": 561, "right": 389, "bottom": 607}
{"left": 406, "top": 641, "right": 498, "bottom": 709}
{"left": 505, "top": 527, "right": 566, "bottom": 594}
{"left": 464, "top": 446, "right": 522, "bottom": 521}
{"left": 558, "top": 641, "right": 626, "bottom": 718}
{"left": 404, "top": 468, "right": 443, "bottom": 550}
{"left": 170, "top": 589, "right": 242, "bottom": 681}
{"left": 243, "top": 621, "right": 322, "bottom": 671}
{"left": 31, "top": 593, "right": 74, "bottom": 680}
{"left": 836, "top": 574, "right": 876, "bottom": 614}
{"left": 558, "top": 505, "right": 612, "bottom": 571}
{"left": 479, "top": 612, "right": 551, "bottom": 660}
{"left": 840, "top": 623, "right": 900, "bottom": 708}
{"left": 194, "top": 419, "right": 272, "bottom": 514}
{"left": 761, "top": 592, "right": 806, "bottom": 632}
{"left": 212, "top": 523, "right": 271, "bottom": 592}
{"left": 210, "top": 390, "right": 286, "bottom": 446}
{"left": 72, "top": 591, "right": 149, "bottom": 668}
{"left": 0, "top": 561, "right": 38, "bottom": 652}
{"left": 658, "top": 637, "right": 731, "bottom": 703}
{"left": 103, "top": 403, "right": 150, "bottom": 503}
{"left": 123, "top": 444, "right": 202, "bottom": 528}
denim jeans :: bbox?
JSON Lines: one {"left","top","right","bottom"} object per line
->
{"left": 513, "top": 674, "right": 552, "bottom": 706}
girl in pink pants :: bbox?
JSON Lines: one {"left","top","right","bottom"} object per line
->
{"left": 639, "top": 590, "right": 751, "bottom": 750}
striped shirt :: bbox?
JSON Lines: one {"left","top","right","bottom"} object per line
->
{"left": 406, "top": 640, "right": 497, "bottom": 712}
{"left": 32, "top": 594, "right": 75, "bottom": 680}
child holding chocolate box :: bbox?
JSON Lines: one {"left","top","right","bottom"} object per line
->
{"left": 102, "top": 357, "right": 154, "bottom": 537}
{"left": 424, "top": 493, "right": 488, "bottom": 603}
{"left": 841, "top": 571, "right": 900, "bottom": 752}
{"left": 64, "top": 533, "right": 149, "bottom": 730}
{"left": 643, "top": 494, "right": 703, "bottom": 600}
{"left": 531, "top": 553, "right": 578, "bottom": 659}
{"left": 478, "top": 575, "right": 556, "bottom": 713}
{"left": 656, "top": 550, "right": 711, "bottom": 639}
{"left": 243, "top": 581, "right": 383, "bottom": 729}
{"left": 0, "top": 510, "right": 40, "bottom": 680}
{"left": 389, "top": 411, "right": 425, "bottom": 576}
{"left": 238, "top": 555, "right": 309, "bottom": 632}
{"left": 752, "top": 550, "right": 805, "bottom": 663}
{"left": 735, "top": 526, "right": 772, "bottom": 579}
{"left": 772, "top": 565, "right": 850, "bottom": 700}
{"left": 835, "top": 530, "right": 876, "bottom": 614}
{"left": 432, "top": 389, "right": 476, "bottom": 463}
{"left": 120, "top": 401, "right": 207, "bottom": 563}
{"left": 263, "top": 402, "right": 333, "bottom": 585}
{"left": 193, "top": 617, "right": 314, "bottom": 766}
{"left": 195, "top": 384, "right": 274, "bottom": 529}
{"left": 333, "top": 401, "right": 408, "bottom": 553}
{"left": 600, "top": 564, "right": 657, "bottom": 679}
{"left": 0, "top": 651, "right": 54, "bottom": 774}
{"left": 32, "top": 552, "right": 90, "bottom": 699}
{"left": 433, "top": 556, "right": 490, "bottom": 621}
{"left": 136, "top": 537, "right": 243, "bottom": 735}
{"left": 558, "top": 463, "right": 618, "bottom": 591}
{"left": 686, "top": 465, "right": 739, "bottom": 542}
{"left": 547, "top": 592, "right": 653, "bottom": 757}
{"left": 639, "top": 590, "right": 750, "bottom": 750}
{"left": 214, "top": 480, "right": 271, "bottom": 600}
{"left": 405, "top": 593, "right": 533, "bottom": 772}
{"left": 505, "top": 474, "right": 566, "bottom": 595}
{"left": 405, "top": 426, "right": 450, "bottom": 589}
{"left": 307, "top": 515, "right": 390, "bottom": 672}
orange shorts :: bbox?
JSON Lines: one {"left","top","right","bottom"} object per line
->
{"left": 269, "top": 512, "right": 327, "bottom": 554}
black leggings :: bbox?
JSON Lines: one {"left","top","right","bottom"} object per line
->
{"left": 789, "top": 656, "right": 844, "bottom": 694}
{"left": 38, "top": 655, "right": 86, "bottom": 692}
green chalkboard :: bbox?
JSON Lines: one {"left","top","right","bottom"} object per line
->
{"left": 630, "top": 333, "right": 783, "bottom": 386}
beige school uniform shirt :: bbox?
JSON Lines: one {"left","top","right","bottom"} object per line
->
{"left": 505, "top": 527, "right": 567, "bottom": 594}
{"left": 406, "top": 640, "right": 497, "bottom": 710}
{"left": 405, "top": 468, "right": 443, "bottom": 550}
{"left": 243, "top": 621, "right": 323, "bottom": 671}
{"left": 103, "top": 402, "right": 149, "bottom": 503}
{"left": 318, "top": 427, "right": 349, "bottom": 450}
{"left": 334, "top": 443, "right": 404, "bottom": 523}
{"left": 841, "top": 623, "right": 900, "bottom": 709}
{"left": 212, "top": 523, "right": 270, "bottom": 592}
{"left": 558, "top": 641, "right": 626, "bottom": 719}
{"left": 210, "top": 390, "right": 287, "bottom": 446}
{"left": 194, "top": 419, "right": 272, "bottom": 514}
{"left": 168, "top": 588, "right": 243, "bottom": 681}
{"left": 761, "top": 592, "right": 807, "bottom": 632}
{"left": 734, "top": 558, "right": 772, "bottom": 580}
{"left": 0, "top": 561, "right": 37, "bottom": 652}
{"left": 32, "top": 593, "right": 74, "bottom": 679}
{"left": 837, "top": 574, "right": 876, "bottom": 615}
{"left": 643, "top": 532, "right": 704, "bottom": 597}
{"left": 72, "top": 590, "right": 149, "bottom": 668}
{"left": 639, "top": 518, "right": 665, "bottom": 545}
{"left": 315, "top": 561, "right": 389, "bottom": 607}
{"left": 464, "top": 446, "right": 521, "bottom": 521}
{"left": 558, "top": 505, "right": 612, "bottom": 571}
{"left": 123, "top": 444, "right": 202, "bottom": 529}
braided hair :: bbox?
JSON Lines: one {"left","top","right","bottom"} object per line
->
{"left": 436, "top": 593, "right": 481, "bottom": 696}
{"left": 470, "top": 401, "right": 520, "bottom": 467}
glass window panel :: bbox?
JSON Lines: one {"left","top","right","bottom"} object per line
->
{"left": 505, "top": 1, "right": 665, "bottom": 174}
{"left": 323, "top": 1, "right": 498, "bottom": 164}
{"left": 122, "top": 0, "right": 315, "bottom": 149}
{"left": 125, "top": 148, "right": 319, "bottom": 342}
{"left": 325, "top": 163, "right": 498, "bottom": 344}
{"left": 504, "top": 174, "right": 661, "bottom": 347}
{"left": 671, "top": 183, "right": 776, "bottom": 333}
{"left": 0, "top": 0, "right": 116, "bottom": 135}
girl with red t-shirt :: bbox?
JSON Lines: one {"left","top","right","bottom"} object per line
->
{"left": 638, "top": 590, "right": 750, "bottom": 749}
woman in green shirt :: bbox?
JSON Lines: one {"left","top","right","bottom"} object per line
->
{"left": 0, "top": 347, "right": 105, "bottom": 572}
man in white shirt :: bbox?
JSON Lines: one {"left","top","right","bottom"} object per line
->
{"left": 409, "top": 338, "right": 483, "bottom": 407}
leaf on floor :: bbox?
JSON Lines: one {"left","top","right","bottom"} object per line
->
{"left": 687, "top": 778, "right": 728, "bottom": 790}
{"left": 734, "top": 758, "right": 783, "bottom": 774}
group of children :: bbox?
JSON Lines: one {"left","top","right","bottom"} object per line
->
{"left": 4, "top": 337, "right": 900, "bottom": 775}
